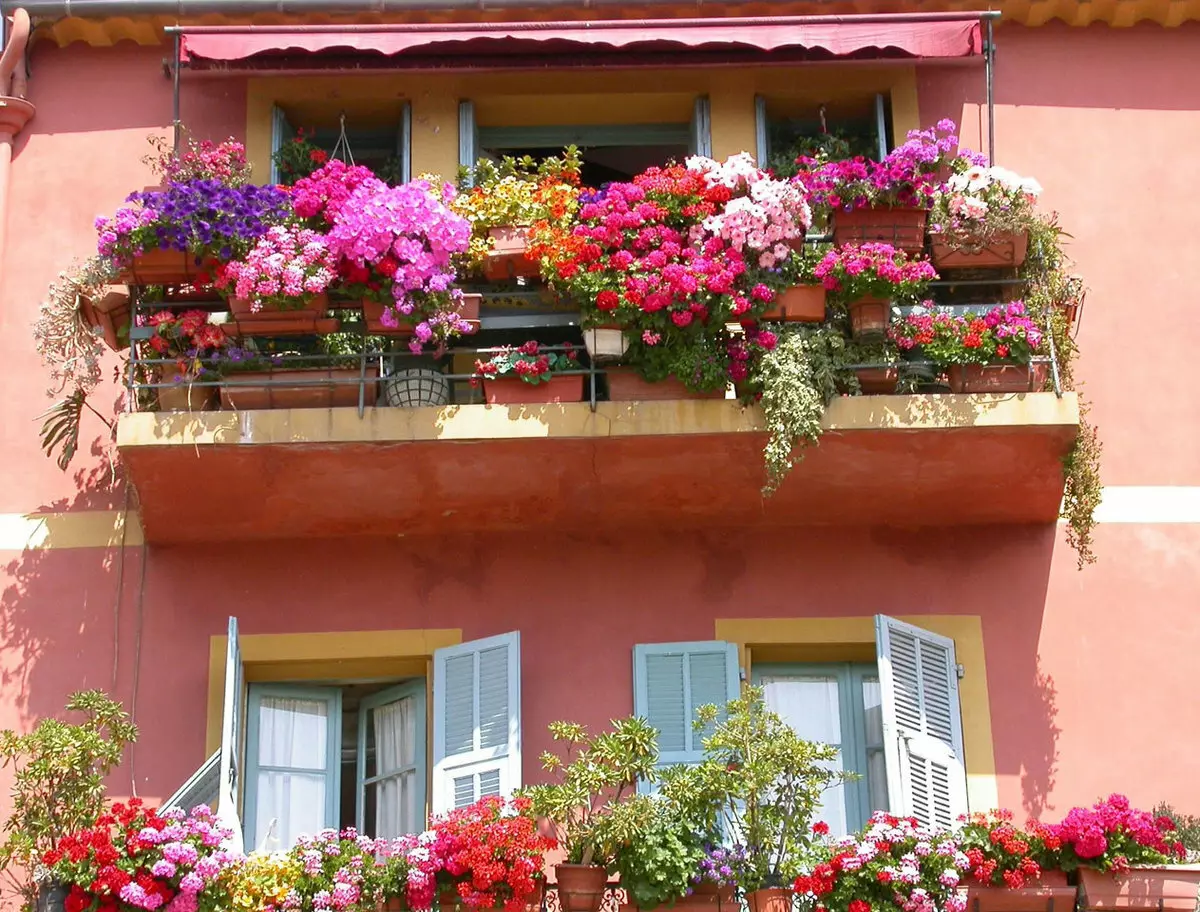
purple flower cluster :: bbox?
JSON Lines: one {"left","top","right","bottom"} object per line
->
{"left": 695, "top": 843, "right": 752, "bottom": 888}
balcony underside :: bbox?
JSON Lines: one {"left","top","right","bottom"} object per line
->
{"left": 117, "top": 393, "right": 1079, "bottom": 544}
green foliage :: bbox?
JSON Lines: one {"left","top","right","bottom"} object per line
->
{"left": 0, "top": 692, "right": 138, "bottom": 909}
{"left": 626, "top": 331, "right": 731, "bottom": 394}
{"left": 752, "top": 326, "right": 846, "bottom": 495}
{"left": 461, "top": 147, "right": 582, "bottom": 192}
{"left": 686, "top": 688, "right": 848, "bottom": 889}
{"left": 38, "top": 390, "right": 89, "bottom": 473}
{"left": 520, "top": 718, "right": 659, "bottom": 867}
{"left": 602, "top": 796, "right": 705, "bottom": 910}
{"left": 271, "top": 128, "right": 327, "bottom": 185}
{"left": 1154, "top": 804, "right": 1200, "bottom": 860}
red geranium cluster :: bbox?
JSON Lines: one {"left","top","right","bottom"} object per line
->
{"left": 290, "top": 160, "right": 384, "bottom": 229}
{"left": 1034, "top": 794, "right": 1185, "bottom": 873}
{"left": 145, "top": 310, "right": 226, "bottom": 379}
{"left": 474, "top": 341, "right": 578, "bottom": 387}
{"left": 956, "top": 810, "right": 1045, "bottom": 888}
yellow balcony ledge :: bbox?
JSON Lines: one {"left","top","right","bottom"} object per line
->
{"left": 116, "top": 392, "right": 1079, "bottom": 543}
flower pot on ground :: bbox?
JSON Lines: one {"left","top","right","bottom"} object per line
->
{"left": 606, "top": 367, "right": 725, "bottom": 402}
{"left": 931, "top": 230, "right": 1030, "bottom": 270}
{"left": 219, "top": 367, "right": 379, "bottom": 410}
{"left": 1078, "top": 867, "right": 1200, "bottom": 912}
{"left": 831, "top": 206, "right": 928, "bottom": 254}
{"left": 962, "top": 871, "right": 1075, "bottom": 912}
{"left": 947, "top": 362, "right": 1049, "bottom": 394}
{"left": 762, "top": 285, "right": 826, "bottom": 322}
{"left": 745, "top": 889, "right": 792, "bottom": 912}
{"left": 582, "top": 326, "right": 629, "bottom": 361}
{"left": 555, "top": 864, "right": 609, "bottom": 912}
{"left": 847, "top": 296, "right": 892, "bottom": 338}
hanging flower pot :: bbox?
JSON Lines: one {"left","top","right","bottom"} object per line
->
{"left": 832, "top": 206, "right": 928, "bottom": 255}
{"left": 484, "top": 226, "right": 540, "bottom": 281}
{"left": 847, "top": 295, "right": 892, "bottom": 338}
{"left": 854, "top": 366, "right": 900, "bottom": 394}
{"left": 745, "top": 888, "right": 793, "bottom": 912}
{"left": 554, "top": 864, "right": 608, "bottom": 912}
{"left": 582, "top": 326, "right": 628, "bottom": 361}
{"left": 606, "top": 368, "right": 724, "bottom": 402}
{"left": 1079, "top": 867, "right": 1200, "bottom": 912}
{"left": 482, "top": 375, "right": 583, "bottom": 405}
{"left": 381, "top": 368, "right": 452, "bottom": 408}
{"left": 946, "top": 362, "right": 1049, "bottom": 394}
{"left": 220, "top": 367, "right": 379, "bottom": 410}
{"left": 223, "top": 295, "right": 338, "bottom": 338}
{"left": 80, "top": 286, "right": 132, "bottom": 352}
{"left": 961, "top": 871, "right": 1076, "bottom": 912}
{"left": 762, "top": 285, "right": 826, "bottom": 322}
{"left": 930, "top": 230, "right": 1030, "bottom": 270}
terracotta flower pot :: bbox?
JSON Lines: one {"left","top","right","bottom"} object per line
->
{"left": 681, "top": 884, "right": 738, "bottom": 908}
{"left": 1079, "top": 866, "right": 1200, "bottom": 912}
{"left": 946, "top": 362, "right": 1050, "bottom": 394}
{"left": 363, "top": 294, "right": 482, "bottom": 336}
{"left": 930, "top": 230, "right": 1030, "bottom": 270}
{"left": 762, "top": 285, "right": 826, "bottom": 322}
{"left": 961, "top": 871, "right": 1075, "bottom": 912}
{"left": 606, "top": 368, "right": 725, "bottom": 402}
{"left": 854, "top": 366, "right": 900, "bottom": 394}
{"left": 745, "top": 888, "right": 792, "bottom": 912}
{"left": 225, "top": 294, "right": 336, "bottom": 337}
{"left": 377, "top": 897, "right": 406, "bottom": 912}
{"left": 832, "top": 206, "right": 928, "bottom": 255}
{"left": 555, "top": 864, "right": 608, "bottom": 912}
{"left": 156, "top": 376, "right": 217, "bottom": 413}
{"left": 483, "top": 375, "right": 583, "bottom": 405}
{"left": 81, "top": 286, "right": 132, "bottom": 352}
{"left": 219, "top": 367, "right": 379, "bottom": 410}
{"left": 847, "top": 295, "right": 892, "bottom": 338}
{"left": 119, "top": 247, "right": 205, "bottom": 286}
{"left": 484, "top": 226, "right": 540, "bottom": 281}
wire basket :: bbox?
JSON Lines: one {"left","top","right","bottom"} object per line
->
{"left": 381, "top": 368, "right": 452, "bottom": 408}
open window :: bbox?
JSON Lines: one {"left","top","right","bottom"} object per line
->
{"left": 754, "top": 93, "right": 891, "bottom": 176}
{"left": 270, "top": 100, "right": 411, "bottom": 185}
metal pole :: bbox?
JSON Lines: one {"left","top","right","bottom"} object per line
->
{"left": 985, "top": 16, "right": 995, "bottom": 165}
{"left": 172, "top": 30, "right": 181, "bottom": 153}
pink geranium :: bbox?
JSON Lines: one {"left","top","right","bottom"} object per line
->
{"left": 215, "top": 224, "right": 335, "bottom": 311}
{"left": 813, "top": 243, "right": 937, "bottom": 302}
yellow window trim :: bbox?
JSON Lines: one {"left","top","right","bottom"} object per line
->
{"left": 715, "top": 616, "right": 997, "bottom": 812}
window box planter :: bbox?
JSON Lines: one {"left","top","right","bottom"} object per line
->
{"left": 931, "top": 230, "right": 1030, "bottom": 270}
{"left": 482, "top": 374, "right": 583, "bottom": 405}
{"left": 362, "top": 294, "right": 481, "bottom": 336}
{"left": 606, "top": 367, "right": 725, "bottom": 402}
{"left": 847, "top": 295, "right": 892, "bottom": 339}
{"left": 763, "top": 285, "right": 826, "bottom": 322}
{"left": 484, "top": 226, "right": 540, "bottom": 281}
{"left": 679, "top": 884, "right": 737, "bottom": 910}
{"left": 118, "top": 247, "right": 210, "bottom": 286}
{"left": 219, "top": 367, "right": 379, "bottom": 410}
{"left": 79, "top": 286, "right": 131, "bottom": 352}
{"left": 961, "top": 871, "right": 1076, "bottom": 912}
{"left": 832, "top": 206, "right": 928, "bottom": 256}
{"left": 1079, "top": 866, "right": 1200, "bottom": 912}
{"left": 946, "top": 362, "right": 1049, "bottom": 394}
{"left": 223, "top": 295, "right": 338, "bottom": 338}
{"left": 854, "top": 366, "right": 900, "bottom": 394}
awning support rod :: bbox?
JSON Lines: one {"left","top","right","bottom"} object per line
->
{"left": 984, "top": 16, "right": 995, "bottom": 164}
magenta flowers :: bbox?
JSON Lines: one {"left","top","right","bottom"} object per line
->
{"left": 813, "top": 243, "right": 937, "bottom": 302}
{"left": 216, "top": 224, "right": 335, "bottom": 311}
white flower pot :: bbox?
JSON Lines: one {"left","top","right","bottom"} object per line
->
{"left": 583, "top": 327, "right": 628, "bottom": 361}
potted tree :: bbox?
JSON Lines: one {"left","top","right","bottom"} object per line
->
{"left": 522, "top": 717, "right": 659, "bottom": 912}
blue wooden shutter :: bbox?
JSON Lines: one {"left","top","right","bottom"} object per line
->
{"left": 432, "top": 632, "right": 521, "bottom": 814}
{"left": 690, "top": 96, "right": 712, "bottom": 159}
{"left": 458, "top": 100, "right": 478, "bottom": 185}
{"left": 633, "top": 641, "right": 739, "bottom": 769}
{"left": 754, "top": 94, "right": 769, "bottom": 167}
{"left": 269, "top": 105, "right": 294, "bottom": 185}
{"left": 398, "top": 101, "right": 412, "bottom": 185}
{"left": 875, "top": 615, "right": 968, "bottom": 828}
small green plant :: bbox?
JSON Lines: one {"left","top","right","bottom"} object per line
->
{"left": 521, "top": 717, "right": 659, "bottom": 867}
{"left": 601, "top": 795, "right": 706, "bottom": 909}
{"left": 626, "top": 330, "right": 731, "bottom": 394}
{"left": 0, "top": 692, "right": 138, "bottom": 911}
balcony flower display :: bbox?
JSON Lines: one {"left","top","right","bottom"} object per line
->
{"left": 278, "top": 827, "right": 381, "bottom": 912}
{"left": 812, "top": 243, "right": 937, "bottom": 338}
{"left": 474, "top": 341, "right": 582, "bottom": 404}
{"left": 144, "top": 308, "right": 227, "bottom": 411}
{"left": 144, "top": 134, "right": 253, "bottom": 187}
{"left": 42, "top": 800, "right": 242, "bottom": 912}
{"left": 216, "top": 225, "right": 336, "bottom": 313}
{"left": 929, "top": 163, "right": 1043, "bottom": 268}
{"left": 290, "top": 160, "right": 385, "bottom": 229}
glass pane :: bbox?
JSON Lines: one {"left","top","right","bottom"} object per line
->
{"left": 255, "top": 770, "right": 326, "bottom": 851}
{"left": 862, "top": 677, "right": 884, "bottom": 749}
{"left": 368, "top": 697, "right": 416, "bottom": 780}
{"left": 370, "top": 770, "right": 417, "bottom": 840}
{"left": 257, "top": 696, "right": 329, "bottom": 770}
{"left": 866, "top": 749, "right": 889, "bottom": 815}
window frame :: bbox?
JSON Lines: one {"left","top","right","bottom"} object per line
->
{"left": 356, "top": 680, "right": 428, "bottom": 836}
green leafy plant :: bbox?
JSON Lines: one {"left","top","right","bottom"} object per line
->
{"left": 271, "top": 127, "right": 330, "bottom": 185}
{"left": 0, "top": 692, "right": 138, "bottom": 911}
{"left": 751, "top": 325, "right": 846, "bottom": 495}
{"left": 601, "top": 795, "right": 706, "bottom": 909}
{"left": 625, "top": 330, "right": 731, "bottom": 394}
{"left": 521, "top": 717, "right": 659, "bottom": 867}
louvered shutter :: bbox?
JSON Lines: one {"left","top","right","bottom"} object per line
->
{"left": 269, "top": 105, "right": 294, "bottom": 185}
{"left": 161, "top": 751, "right": 219, "bottom": 813}
{"left": 690, "top": 96, "right": 713, "bottom": 159}
{"left": 633, "top": 642, "right": 739, "bottom": 772}
{"left": 875, "top": 616, "right": 968, "bottom": 828}
{"left": 432, "top": 632, "right": 521, "bottom": 814}
{"left": 217, "top": 617, "right": 245, "bottom": 853}
{"left": 754, "top": 95, "right": 769, "bottom": 167}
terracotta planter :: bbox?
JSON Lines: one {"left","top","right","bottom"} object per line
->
{"left": 219, "top": 367, "right": 379, "bottom": 410}
{"left": 606, "top": 368, "right": 725, "bottom": 402}
{"left": 1079, "top": 866, "right": 1200, "bottom": 912}
{"left": 156, "top": 376, "right": 217, "bottom": 412}
{"left": 745, "top": 888, "right": 792, "bottom": 912}
{"left": 762, "top": 285, "right": 826, "bottom": 322}
{"left": 80, "top": 286, "right": 132, "bottom": 351}
{"left": 484, "top": 226, "right": 540, "bottom": 281}
{"left": 931, "top": 230, "right": 1030, "bottom": 270}
{"left": 946, "top": 362, "right": 1050, "bottom": 394}
{"left": 483, "top": 375, "right": 583, "bottom": 405}
{"left": 225, "top": 295, "right": 337, "bottom": 337}
{"left": 854, "top": 366, "right": 900, "bottom": 394}
{"left": 680, "top": 884, "right": 738, "bottom": 909}
{"left": 555, "top": 864, "right": 608, "bottom": 912}
{"left": 377, "top": 898, "right": 406, "bottom": 912}
{"left": 847, "top": 295, "right": 892, "bottom": 338}
{"left": 363, "top": 294, "right": 481, "bottom": 336}
{"left": 119, "top": 247, "right": 211, "bottom": 286}
{"left": 832, "top": 206, "right": 928, "bottom": 255}
{"left": 962, "top": 871, "right": 1075, "bottom": 912}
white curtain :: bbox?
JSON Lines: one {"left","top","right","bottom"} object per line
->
{"left": 761, "top": 675, "right": 849, "bottom": 836}
{"left": 860, "top": 678, "right": 889, "bottom": 815}
{"left": 255, "top": 697, "right": 330, "bottom": 850}
{"left": 373, "top": 696, "right": 417, "bottom": 839}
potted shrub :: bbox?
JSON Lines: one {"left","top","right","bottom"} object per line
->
{"left": 683, "top": 687, "right": 848, "bottom": 912}
{"left": 929, "top": 163, "right": 1042, "bottom": 269}
{"left": 1036, "top": 795, "right": 1195, "bottom": 912}
{"left": 957, "top": 811, "right": 1077, "bottom": 912}
{"left": 522, "top": 717, "right": 660, "bottom": 912}
{"left": 143, "top": 308, "right": 227, "bottom": 411}
{"left": 888, "top": 301, "right": 1047, "bottom": 394}
{"left": 813, "top": 243, "right": 937, "bottom": 339}
{"left": 599, "top": 795, "right": 708, "bottom": 912}
{"left": 0, "top": 692, "right": 138, "bottom": 912}
{"left": 474, "top": 341, "right": 584, "bottom": 405}
{"left": 455, "top": 149, "right": 582, "bottom": 281}
{"left": 797, "top": 119, "right": 964, "bottom": 254}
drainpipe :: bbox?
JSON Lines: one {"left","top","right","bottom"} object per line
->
{"left": 0, "top": 7, "right": 33, "bottom": 283}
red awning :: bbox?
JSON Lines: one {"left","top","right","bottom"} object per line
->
{"left": 179, "top": 16, "right": 984, "bottom": 66}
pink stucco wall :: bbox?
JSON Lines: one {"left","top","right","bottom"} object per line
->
{"left": 0, "top": 26, "right": 1199, "bottom": 830}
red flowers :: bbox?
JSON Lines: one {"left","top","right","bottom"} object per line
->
{"left": 849, "top": 900, "right": 871, "bottom": 912}
{"left": 812, "top": 821, "right": 830, "bottom": 836}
